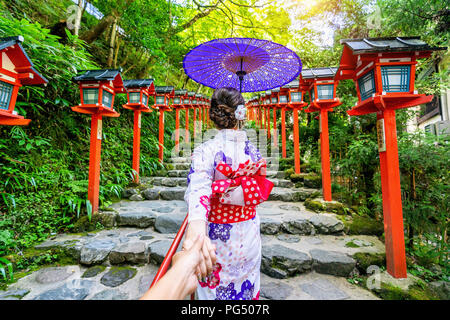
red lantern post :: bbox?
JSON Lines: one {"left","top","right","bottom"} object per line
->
{"left": 154, "top": 86, "right": 175, "bottom": 163}
{"left": 278, "top": 86, "right": 290, "bottom": 158}
{"left": 270, "top": 88, "right": 279, "bottom": 147}
{"left": 285, "top": 80, "right": 307, "bottom": 174}
{"left": 0, "top": 36, "right": 48, "bottom": 125}
{"left": 264, "top": 91, "right": 271, "bottom": 139}
{"left": 184, "top": 92, "right": 195, "bottom": 144}
{"left": 301, "top": 68, "right": 341, "bottom": 202}
{"left": 336, "top": 36, "right": 446, "bottom": 279}
{"left": 122, "top": 79, "right": 155, "bottom": 183}
{"left": 172, "top": 89, "right": 188, "bottom": 154}
{"left": 72, "top": 69, "right": 124, "bottom": 213}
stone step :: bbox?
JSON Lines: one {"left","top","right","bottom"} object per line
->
{"left": 125, "top": 184, "right": 319, "bottom": 202}
{"left": 2, "top": 262, "right": 379, "bottom": 300}
{"left": 260, "top": 233, "right": 385, "bottom": 279}
{"left": 165, "top": 156, "right": 280, "bottom": 165}
{"left": 259, "top": 272, "right": 379, "bottom": 300}
{"left": 32, "top": 215, "right": 383, "bottom": 279}
{"left": 161, "top": 168, "right": 285, "bottom": 179}
{"left": 145, "top": 176, "right": 293, "bottom": 188}
{"left": 268, "top": 187, "right": 320, "bottom": 202}
{"left": 111, "top": 200, "right": 343, "bottom": 237}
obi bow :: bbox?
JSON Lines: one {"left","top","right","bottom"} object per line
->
{"left": 211, "top": 159, "right": 274, "bottom": 206}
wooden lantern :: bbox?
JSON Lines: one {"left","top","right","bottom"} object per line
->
{"left": 336, "top": 36, "right": 447, "bottom": 279}
{"left": 154, "top": 86, "right": 175, "bottom": 163}
{"left": 270, "top": 88, "right": 280, "bottom": 147}
{"left": 301, "top": 67, "right": 341, "bottom": 202}
{"left": 283, "top": 79, "right": 307, "bottom": 173}
{"left": 0, "top": 36, "right": 48, "bottom": 125}
{"left": 122, "top": 79, "right": 155, "bottom": 183}
{"left": 172, "top": 89, "right": 188, "bottom": 153}
{"left": 72, "top": 68, "right": 124, "bottom": 214}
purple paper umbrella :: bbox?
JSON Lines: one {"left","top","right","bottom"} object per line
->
{"left": 183, "top": 38, "right": 302, "bottom": 93}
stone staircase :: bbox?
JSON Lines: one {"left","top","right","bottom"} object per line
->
{"left": 1, "top": 145, "right": 384, "bottom": 300}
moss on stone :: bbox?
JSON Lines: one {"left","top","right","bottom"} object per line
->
{"left": 289, "top": 173, "right": 303, "bottom": 183}
{"left": 324, "top": 201, "right": 346, "bottom": 215}
{"left": 109, "top": 266, "right": 137, "bottom": 279}
{"left": 284, "top": 168, "right": 294, "bottom": 177}
{"left": 345, "top": 215, "right": 384, "bottom": 236}
{"left": 294, "top": 182, "right": 304, "bottom": 188}
{"left": 303, "top": 174, "right": 322, "bottom": 189}
{"left": 377, "top": 282, "right": 440, "bottom": 300}
{"left": 345, "top": 240, "right": 361, "bottom": 248}
{"left": 72, "top": 213, "right": 106, "bottom": 233}
{"left": 304, "top": 198, "right": 325, "bottom": 212}
{"left": 82, "top": 265, "right": 106, "bottom": 278}
{"left": 353, "top": 252, "right": 386, "bottom": 273}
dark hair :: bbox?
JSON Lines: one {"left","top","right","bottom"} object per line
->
{"left": 209, "top": 87, "right": 245, "bottom": 129}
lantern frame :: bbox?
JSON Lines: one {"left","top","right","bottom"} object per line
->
{"left": 72, "top": 69, "right": 124, "bottom": 118}
{"left": 154, "top": 86, "right": 174, "bottom": 111}
{"left": 300, "top": 67, "right": 340, "bottom": 113}
{"left": 335, "top": 36, "right": 446, "bottom": 116}
{"left": 122, "top": 79, "right": 155, "bottom": 113}
{"left": 0, "top": 36, "right": 48, "bottom": 125}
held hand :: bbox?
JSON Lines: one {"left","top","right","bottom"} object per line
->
{"left": 184, "top": 220, "right": 216, "bottom": 279}
{"left": 171, "top": 234, "right": 205, "bottom": 297}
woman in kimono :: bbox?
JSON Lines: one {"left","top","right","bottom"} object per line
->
{"left": 182, "top": 87, "right": 273, "bottom": 300}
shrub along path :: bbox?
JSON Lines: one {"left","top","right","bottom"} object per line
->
{"left": 1, "top": 134, "right": 385, "bottom": 300}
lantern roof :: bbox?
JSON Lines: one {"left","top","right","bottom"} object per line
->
{"left": 301, "top": 67, "right": 338, "bottom": 79}
{"left": 73, "top": 69, "right": 124, "bottom": 90}
{"left": 281, "top": 79, "right": 299, "bottom": 89}
{"left": 195, "top": 93, "right": 202, "bottom": 98}
{"left": 123, "top": 79, "right": 154, "bottom": 89}
{"left": 336, "top": 36, "right": 446, "bottom": 81}
{"left": 155, "top": 86, "right": 174, "bottom": 95}
{"left": 340, "top": 37, "right": 446, "bottom": 54}
{"left": 0, "top": 36, "right": 48, "bottom": 86}
{"left": 73, "top": 69, "right": 122, "bottom": 82}
{"left": 174, "top": 89, "right": 187, "bottom": 96}
{"left": 188, "top": 91, "right": 196, "bottom": 96}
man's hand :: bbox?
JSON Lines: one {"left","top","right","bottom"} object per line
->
{"left": 171, "top": 234, "right": 205, "bottom": 297}
{"left": 183, "top": 220, "right": 217, "bottom": 279}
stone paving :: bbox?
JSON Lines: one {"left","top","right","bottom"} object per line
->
{"left": 0, "top": 145, "right": 384, "bottom": 300}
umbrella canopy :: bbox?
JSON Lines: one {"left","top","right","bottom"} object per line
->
{"left": 183, "top": 38, "right": 302, "bottom": 93}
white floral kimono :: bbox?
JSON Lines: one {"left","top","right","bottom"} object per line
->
{"left": 184, "top": 129, "right": 270, "bottom": 300}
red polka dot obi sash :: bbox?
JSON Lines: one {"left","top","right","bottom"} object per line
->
{"left": 208, "top": 159, "right": 274, "bottom": 224}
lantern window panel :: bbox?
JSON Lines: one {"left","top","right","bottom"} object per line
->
{"left": 83, "top": 88, "right": 99, "bottom": 105}
{"left": 183, "top": 99, "right": 190, "bottom": 104}
{"left": 102, "top": 90, "right": 114, "bottom": 108}
{"left": 0, "top": 81, "right": 13, "bottom": 110}
{"left": 317, "top": 84, "right": 334, "bottom": 100}
{"left": 358, "top": 69, "right": 376, "bottom": 101}
{"left": 291, "top": 92, "right": 302, "bottom": 102}
{"left": 265, "top": 99, "right": 270, "bottom": 105}
{"left": 192, "top": 99, "right": 197, "bottom": 104}
{"left": 381, "top": 65, "right": 410, "bottom": 93}
{"left": 271, "top": 97, "right": 278, "bottom": 104}
{"left": 279, "top": 95, "right": 288, "bottom": 103}
{"left": 173, "top": 97, "right": 181, "bottom": 104}
{"left": 142, "top": 93, "right": 148, "bottom": 106}
{"left": 129, "top": 92, "right": 141, "bottom": 104}
{"left": 310, "top": 89, "right": 315, "bottom": 101}
{"left": 155, "top": 96, "right": 165, "bottom": 105}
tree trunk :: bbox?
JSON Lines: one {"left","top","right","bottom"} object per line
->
{"left": 107, "top": 18, "right": 118, "bottom": 67}
{"left": 113, "top": 35, "right": 121, "bottom": 68}
{"left": 80, "top": 14, "right": 115, "bottom": 44}
{"left": 73, "top": 0, "right": 84, "bottom": 36}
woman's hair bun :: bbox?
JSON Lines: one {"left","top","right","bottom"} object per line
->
{"left": 209, "top": 87, "right": 245, "bottom": 129}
